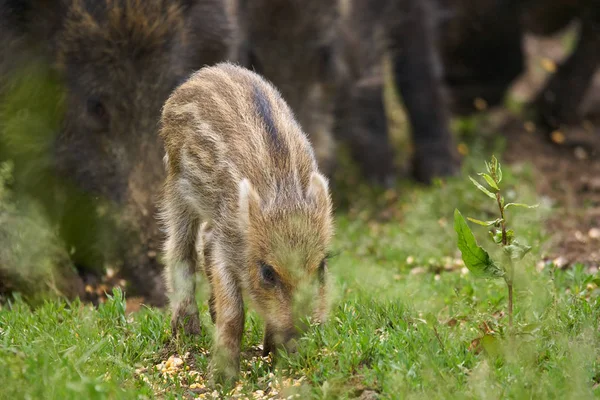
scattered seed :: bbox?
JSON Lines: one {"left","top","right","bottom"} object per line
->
{"left": 540, "top": 58, "right": 557, "bottom": 73}
{"left": 474, "top": 97, "right": 488, "bottom": 111}
{"left": 553, "top": 256, "right": 569, "bottom": 268}
{"left": 575, "top": 231, "right": 587, "bottom": 243}
{"left": 589, "top": 228, "right": 600, "bottom": 239}
{"left": 524, "top": 121, "right": 536, "bottom": 133}
{"left": 574, "top": 146, "right": 588, "bottom": 160}
{"left": 410, "top": 267, "right": 426, "bottom": 275}
{"left": 551, "top": 130, "right": 565, "bottom": 144}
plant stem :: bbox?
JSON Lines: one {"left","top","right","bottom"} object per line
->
{"left": 496, "top": 190, "right": 513, "bottom": 328}
{"left": 496, "top": 192, "right": 507, "bottom": 245}
{"left": 432, "top": 326, "right": 445, "bottom": 352}
{"left": 508, "top": 281, "right": 513, "bottom": 328}
{"left": 503, "top": 255, "right": 515, "bottom": 329}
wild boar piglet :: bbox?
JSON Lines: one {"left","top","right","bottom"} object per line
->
{"left": 159, "top": 62, "right": 334, "bottom": 381}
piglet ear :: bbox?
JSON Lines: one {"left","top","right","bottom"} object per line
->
{"left": 239, "top": 178, "right": 261, "bottom": 232}
{"left": 306, "top": 172, "right": 332, "bottom": 213}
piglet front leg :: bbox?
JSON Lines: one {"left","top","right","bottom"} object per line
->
{"left": 210, "top": 266, "right": 245, "bottom": 385}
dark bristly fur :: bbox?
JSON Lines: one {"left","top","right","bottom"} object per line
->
{"left": 253, "top": 83, "right": 288, "bottom": 157}
{"left": 0, "top": 0, "right": 236, "bottom": 304}
{"left": 238, "top": 0, "right": 344, "bottom": 176}
{"left": 237, "top": 0, "right": 460, "bottom": 184}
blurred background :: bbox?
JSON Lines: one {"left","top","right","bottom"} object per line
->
{"left": 0, "top": 0, "right": 598, "bottom": 308}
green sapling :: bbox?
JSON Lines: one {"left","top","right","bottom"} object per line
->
{"left": 454, "top": 156, "right": 538, "bottom": 327}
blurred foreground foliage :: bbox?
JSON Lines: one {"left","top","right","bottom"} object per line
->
{"left": 0, "top": 62, "right": 82, "bottom": 301}
{"left": 0, "top": 160, "right": 79, "bottom": 302}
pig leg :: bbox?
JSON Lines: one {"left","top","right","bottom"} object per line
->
{"left": 388, "top": 0, "right": 459, "bottom": 183}
{"left": 211, "top": 260, "right": 245, "bottom": 383}
{"left": 335, "top": 76, "right": 397, "bottom": 186}
{"left": 533, "top": 9, "right": 600, "bottom": 130}
{"left": 310, "top": 127, "right": 337, "bottom": 178}
{"left": 200, "top": 222, "right": 217, "bottom": 324}
{"left": 163, "top": 198, "right": 201, "bottom": 336}
{"left": 208, "top": 292, "right": 217, "bottom": 324}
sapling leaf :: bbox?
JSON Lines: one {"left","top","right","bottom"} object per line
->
{"left": 425, "top": 313, "right": 437, "bottom": 327}
{"left": 491, "top": 155, "right": 499, "bottom": 172}
{"left": 478, "top": 173, "right": 499, "bottom": 190}
{"left": 469, "top": 177, "right": 496, "bottom": 199}
{"left": 490, "top": 231, "right": 502, "bottom": 244}
{"left": 520, "top": 322, "right": 541, "bottom": 334}
{"left": 467, "top": 217, "right": 491, "bottom": 226}
{"left": 503, "top": 240, "right": 532, "bottom": 261}
{"left": 504, "top": 202, "right": 539, "bottom": 210}
{"left": 468, "top": 217, "right": 502, "bottom": 227}
{"left": 497, "top": 162, "right": 502, "bottom": 183}
{"left": 489, "top": 229, "right": 514, "bottom": 245}
{"left": 454, "top": 209, "right": 504, "bottom": 278}
{"left": 485, "top": 156, "right": 499, "bottom": 181}
{"left": 505, "top": 229, "right": 514, "bottom": 244}
{"left": 481, "top": 334, "right": 501, "bottom": 358}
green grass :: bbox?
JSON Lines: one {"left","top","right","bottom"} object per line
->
{"left": 1, "top": 150, "right": 600, "bottom": 399}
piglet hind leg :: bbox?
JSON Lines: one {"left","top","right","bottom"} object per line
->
{"left": 163, "top": 198, "right": 202, "bottom": 336}
{"left": 200, "top": 223, "right": 217, "bottom": 324}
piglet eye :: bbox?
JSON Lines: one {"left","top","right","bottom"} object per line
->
{"left": 86, "top": 97, "right": 108, "bottom": 121}
{"left": 260, "top": 262, "right": 277, "bottom": 286}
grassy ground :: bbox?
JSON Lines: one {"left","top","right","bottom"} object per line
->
{"left": 2, "top": 144, "right": 600, "bottom": 399}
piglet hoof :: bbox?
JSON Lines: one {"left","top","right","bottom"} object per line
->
{"left": 262, "top": 340, "right": 277, "bottom": 358}
{"left": 412, "top": 149, "right": 460, "bottom": 184}
{"left": 261, "top": 346, "right": 272, "bottom": 358}
{"left": 208, "top": 357, "right": 239, "bottom": 389}
{"left": 207, "top": 372, "right": 237, "bottom": 391}
{"left": 170, "top": 310, "right": 202, "bottom": 337}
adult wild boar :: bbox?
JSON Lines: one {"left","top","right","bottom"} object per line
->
{"left": 0, "top": 0, "right": 237, "bottom": 304}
